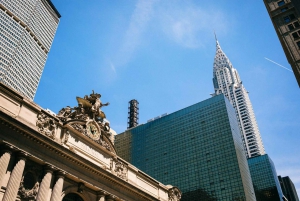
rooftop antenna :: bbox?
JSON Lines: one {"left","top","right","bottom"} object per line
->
{"left": 214, "top": 31, "right": 218, "bottom": 41}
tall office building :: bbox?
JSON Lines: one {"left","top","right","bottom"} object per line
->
{"left": 211, "top": 39, "right": 265, "bottom": 158}
{"left": 248, "top": 155, "right": 284, "bottom": 201}
{"left": 116, "top": 95, "right": 256, "bottom": 201}
{"left": 0, "top": 0, "right": 60, "bottom": 99}
{"left": 278, "top": 176, "right": 300, "bottom": 201}
{"left": 263, "top": 0, "right": 300, "bottom": 87}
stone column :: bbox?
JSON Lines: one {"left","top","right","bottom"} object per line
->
{"left": 36, "top": 165, "right": 54, "bottom": 201}
{"left": 49, "top": 171, "right": 65, "bottom": 201}
{"left": 98, "top": 195, "right": 105, "bottom": 201}
{"left": 2, "top": 152, "right": 27, "bottom": 201}
{"left": 0, "top": 146, "right": 13, "bottom": 185}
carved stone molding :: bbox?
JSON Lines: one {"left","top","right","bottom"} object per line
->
{"left": 18, "top": 180, "right": 39, "bottom": 200}
{"left": 110, "top": 158, "right": 128, "bottom": 181}
{"left": 168, "top": 187, "right": 182, "bottom": 201}
{"left": 36, "top": 112, "right": 56, "bottom": 139}
{"left": 18, "top": 162, "right": 41, "bottom": 201}
{"left": 64, "top": 130, "right": 70, "bottom": 144}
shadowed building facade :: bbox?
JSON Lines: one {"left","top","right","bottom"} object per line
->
{"left": 0, "top": 83, "right": 181, "bottom": 201}
{"left": 248, "top": 155, "right": 283, "bottom": 201}
{"left": 0, "top": 0, "right": 60, "bottom": 99}
{"left": 263, "top": 0, "right": 300, "bottom": 87}
{"left": 278, "top": 176, "right": 299, "bottom": 201}
{"left": 115, "top": 95, "right": 256, "bottom": 201}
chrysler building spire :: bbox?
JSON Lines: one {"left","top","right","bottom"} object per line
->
{"left": 212, "top": 39, "right": 265, "bottom": 158}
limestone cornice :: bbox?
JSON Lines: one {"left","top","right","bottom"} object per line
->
{"left": 0, "top": 114, "right": 166, "bottom": 201}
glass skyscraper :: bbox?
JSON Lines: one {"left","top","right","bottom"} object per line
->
{"left": 248, "top": 154, "right": 283, "bottom": 201}
{"left": 211, "top": 39, "right": 265, "bottom": 158}
{"left": 0, "top": 0, "right": 60, "bottom": 99}
{"left": 278, "top": 176, "right": 299, "bottom": 201}
{"left": 116, "top": 95, "right": 256, "bottom": 201}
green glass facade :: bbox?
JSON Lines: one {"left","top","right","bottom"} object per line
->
{"left": 248, "top": 155, "right": 283, "bottom": 201}
{"left": 116, "top": 95, "right": 256, "bottom": 201}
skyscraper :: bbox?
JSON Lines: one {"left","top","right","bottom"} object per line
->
{"left": 0, "top": 0, "right": 60, "bottom": 99}
{"left": 263, "top": 0, "right": 300, "bottom": 87}
{"left": 116, "top": 95, "right": 256, "bottom": 201}
{"left": 248, "top": 155, "right": 284, "bottom": 201}
{"left": 211, "top": 38, "right": 265, "bottom": 158}
{"left": 278, "top": 176, "right": 300, "bottom": 201}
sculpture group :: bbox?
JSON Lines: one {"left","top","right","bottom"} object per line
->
{"left": 57, "top": 90, "right": 109, "bottom": 122}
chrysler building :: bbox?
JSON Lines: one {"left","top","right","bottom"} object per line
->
{"left": 211, "top": 38, "right": 265, "bottom": 158}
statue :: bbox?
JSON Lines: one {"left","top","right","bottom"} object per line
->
{"left": 58, "top": 90, "right": 109, "bottom": 122}
{"left": 56, "top": 91, "right": 114, "bottom": 151}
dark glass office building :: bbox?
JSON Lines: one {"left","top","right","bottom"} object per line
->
{"left": 116, "top": 95, "right": 256, "bottom": 201}
{"left": 248, "top": 154, "right": 283, "bottom": 201}
{"left": 278, "top": 176, "right": 299, "bottom": 201}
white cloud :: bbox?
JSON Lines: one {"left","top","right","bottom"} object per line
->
{"left": 111, "top": 0, "right": 233, "bottom": 67}
{"left": 114, "top": 0, "right": 157, "bottom": 67}
{"left": 110, "top": 62, "right": 116, "bottom": 73}
{"left": 156, "top": 2, "right": 231, "bottom": 48}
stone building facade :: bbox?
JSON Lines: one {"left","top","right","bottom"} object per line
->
{"left": 0, "top": 82, "right": 181, "bottom": 201}
{"left": 263, "top": 0, "right": 300, "bottom": 87}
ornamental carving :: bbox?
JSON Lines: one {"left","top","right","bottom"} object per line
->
{"left": 36, "top": 112, "right": 56, "bottom": 139}
{"left": 114, "top": 160, "right": 128, "bottom": 180}
{"left": 57, "top": 90, "right": 109, "bottom": 123}
{"left": 168, "top": 187, "right": 182, "bottom": 201}
{"left": 64, "top": 130, "right": 70, "bottom": 144}
{"left": 18, "top": 177, "right": 39, "bottom": 200}
{"left": 57, "top": 91, "right": 115, "bottom": 153}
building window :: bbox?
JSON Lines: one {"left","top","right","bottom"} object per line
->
{"left": 284, "top": 14, "right": 296, "bottom": 23}
{"left": 292, "top": 31, "right": 300, "bottom": 40}
{"left": 292, "top": 32, "right": 299, "bottom": 39}
{"left": 281, "top": 7, "right": 288, "bottom": 12}
{"left": 288, "top": 21, "right": 300, "bottom": 30}
{"left": 278, "top": 0, "right": 285, "bottom": 6}
{"left": 296, "top": 41, "right": 300, "bottom": 49}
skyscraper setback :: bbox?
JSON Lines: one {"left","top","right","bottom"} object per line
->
{"left": 212, "top": 39, "right": 265, "bottom": 158}
{"left": 0, "top": 0, "right": 60, "bottom": 99}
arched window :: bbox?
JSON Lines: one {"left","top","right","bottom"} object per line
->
{"left": 63, "top": 193, "right": 84, "bottom": 201}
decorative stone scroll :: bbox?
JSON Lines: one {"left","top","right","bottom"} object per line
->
{"left": 18, "top": 178, "right": 39, "bottom": 200}
{"left": 36, "top": 113, "right": 56, "bottom": 139}
{"left": 110, "top": 158, "right": 128, "bottom": 180}
{"left": 168, "top": 186, "right": 182, "bottom": 201}
{"left": 115, "top": 161, "right": 128, "bottom": 180}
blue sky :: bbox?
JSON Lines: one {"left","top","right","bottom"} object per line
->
{"left": 35, "top": 0, "right": 300, "bottom": 195}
